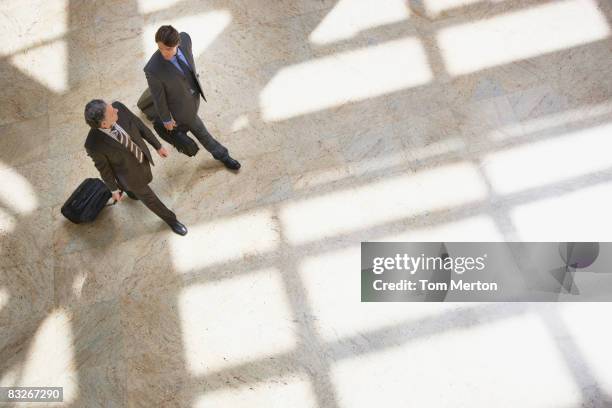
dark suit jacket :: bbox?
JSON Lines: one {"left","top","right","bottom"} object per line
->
{"left": 143, "top": 32, "right": 206, "bottom": 125}
{"left": 85, "top": 102, "right": 162, "bottom": 192}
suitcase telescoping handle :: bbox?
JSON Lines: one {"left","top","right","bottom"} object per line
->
{"left": 106, "top": 190, "right": 124, "bottom": 206}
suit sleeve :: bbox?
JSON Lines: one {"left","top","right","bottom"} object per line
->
{"left": 134, "top": 113, "right": 162, "bottom": 150}
{"left": 181, "top": 32, "right": 192, "bottom": 52}
{"left": 145, "top": 71, "right": 172, "bottom": 123}
{"left": 86, "top": 148, "right": 119, "bottom": 191}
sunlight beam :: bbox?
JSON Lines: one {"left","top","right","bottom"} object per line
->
{"left": 557, "top": 304, "right": 612, "bottom": 391}
{"left": 309, "top": 0, "right": 410, "bottom": 45}
{"left": 138, "top": 0, "right": 184, "bottom": 14}
{"left": 511, "top": 182, "right": 612, "bottom": 241}
{"left": 299, "top": 246, "right": 471, "bottom": 341}
{"left": 0, "top": 287, "right": 8, "bottom": 313}
{"left": 483, "top": 123, "right": 612, "bottom": 195}
{"left": 0, "top": 0, "right": 67, "bottom": 57}
{"left": 179, "top": 268, "right": 295, "bottom": 375}
{"left": 260, "top": 37, "right": 432, "bottom": 121}
{"left": 331, "top": 313, "right": 582, "bottom": 407}
{"left": 5, "top": 308, "right": 79, "bottom": 403}
{"left": 280, "top": 162, "right": 489, "bottom": 245}
{"left": 10, "top": 40, "right": 68, "bottom": 93}
{"left": 0, "top": 165, "right": 39, "bottom": 214}
{"left": 169, "top": 209, "right": 279, "bottom": 273}
{"left": 0, "top": 208, "right": 16, "bottom": 234}
{"left": 437, "top": 0, "right": 610, "bottom": 76}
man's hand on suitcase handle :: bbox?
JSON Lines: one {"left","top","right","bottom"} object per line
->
{"left": 163, "top": 119, "right": 177, "bottom": 131}
{"left": 112, "top": 190, "right": 124, "bottom": 203}
{"left": 157, "top": 147, "right": 169, "bottom": 158}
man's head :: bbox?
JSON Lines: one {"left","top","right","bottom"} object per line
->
{"left": 84, "top": 100, "right": 118, "bottom": 129}
{"left": 156, "top": 25, "right": 180, "bottom": 60}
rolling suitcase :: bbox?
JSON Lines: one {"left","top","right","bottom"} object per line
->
{"left": 138, "top": 88, "right": 200, "bottom": 157}
{"left": 61, "top": 178, "right": 117, "bottom": 224}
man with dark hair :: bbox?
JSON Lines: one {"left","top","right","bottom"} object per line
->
{"left": 141, "top": 25, "right": 241, "bottom": 170}
{"left": 84, "top": 99, "right": 188, "bottom": 236}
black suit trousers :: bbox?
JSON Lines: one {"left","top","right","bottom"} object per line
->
{"left": 152, "top": 115, "right": 228, "bottom": 161}
{"left": 188, "top": 115, "right": 229, "bottom": 160}
{"left": 153, "top": 94, "right": 229, "bottom": 160}
{"left": 121, "top": 183, "right": 177, "bottom": 225}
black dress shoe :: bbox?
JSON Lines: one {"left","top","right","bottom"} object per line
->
{"left": 221, "top": 156, "right": 241, "bottom": 170}
{"left": 125, "top": 191, "right": 139, "bottom": 200}
{"left": 169, "top": 221, "right": 188, "bottom": 236}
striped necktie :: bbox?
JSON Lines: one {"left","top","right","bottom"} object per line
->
{"left": 110, "top": 124, "right": 144, "bottom": 164}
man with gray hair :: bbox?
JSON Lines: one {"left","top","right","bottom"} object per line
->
{"left": 84, "top": 99, "right": 188, "bottom": 236}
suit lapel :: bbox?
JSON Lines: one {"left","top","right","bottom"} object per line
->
{"left": 179, "top": 45, "right": 196, "bottom": 72}
{"left": 115, "top": 113, "right": 133, "bottom": 141}
{"left": 95, "top": 118, "right": 149, "bottom": 161}
{"left": 178, "top": 45, "right": 205, "bottom": 99}
{"left": 116, "top": 114, "right": 146, "bottom": 153}
{"left": 115, "top": 110, "right": 155, "bottom": 165}
{"left": 156, "top": 50, "right": 185, "bottom": 78}
{"left": 94, "top": 128, "right": 123, "bottom": 149}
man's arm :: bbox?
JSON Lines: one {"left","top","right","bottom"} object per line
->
{"left": 134, "top": 114, "right": 163, "bottom": 150}
{"left": 86, "top": 148, "right": 118, "bottom": 192}
{"left": 145, "top": 71, "right": 172, "bottom": 124}
{"left": 180, "top": 32, "right": 192, "bottom": 52}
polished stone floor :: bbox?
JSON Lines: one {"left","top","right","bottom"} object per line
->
{"left": 1, "top": 0, "right": 612, "bottom": 406}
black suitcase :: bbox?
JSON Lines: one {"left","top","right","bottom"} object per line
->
{"left": 152, "top": 122, "right": 199, "bottom": 157}
{"left": 138, "top": 88, "right": 200, "bottom": 157}
{"left": 61, "top": 178, "right": 116, "bottom": 224}
{"left": 137, "top": 88, "right": 158, "bottom": 122}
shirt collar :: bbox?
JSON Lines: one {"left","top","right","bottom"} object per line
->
{"left": 173, "top": 48, "right": 184, "bottom": 61}
{"left": 98, "top": 123, "right": 123, "bottom": 137}
{"left": 98, "top": 126, "right": 113, "bottom": 135}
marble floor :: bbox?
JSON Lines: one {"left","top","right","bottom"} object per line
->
{"left": 1, "top": 0, "right": 612, "bottom": 406}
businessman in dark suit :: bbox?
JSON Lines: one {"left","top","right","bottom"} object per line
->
{"left": 142, "top": 25, "right": 241, "bottom": 170}
{"left": 84, "top": 99, "right": 188, "bottom": 236}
